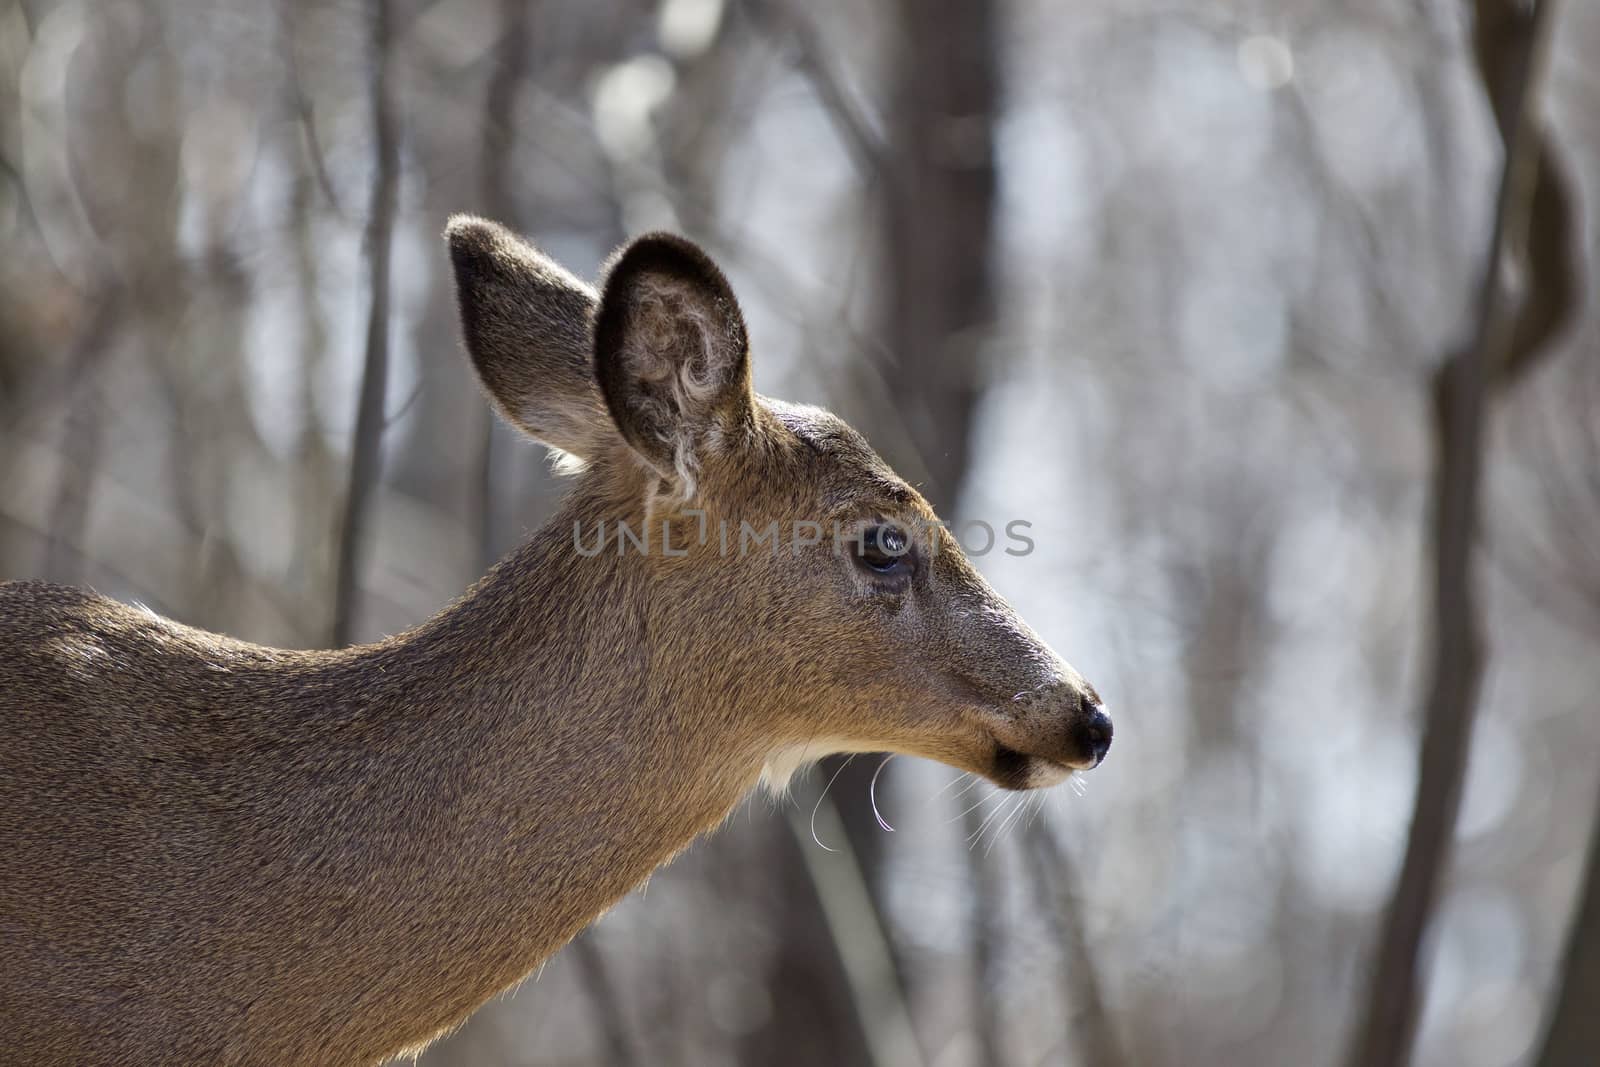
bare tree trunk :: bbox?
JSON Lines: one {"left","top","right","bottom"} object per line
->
{"left": 288, "top": 152, "right": 339, "bottom": 635}
{"left": 41, "top": 294, "right": 117, "bottom": 582}
{"left": 1538, "top": 798, "right": 1600, "bottom": 1065}
{"left": 1347, "top": 3, "right": 1566, "bottom": 1065}
{"left": 276, "top": 0, "right": 340, "bottom": 638}
{"left": 880, "top": 0, "right": 999, "bottom": 509}
{"left": 799, "top": 0, "right": 1001, "bottom": 854}
{"left": 881, "top": 2, "right": 1004, "bottom": 1057}
{"left": 1024, "top": 822, "right": 1126, "bottom": 1067}
{"left": 794, "top": 0, "right": 1004, "bottom": 1052}
{"left": 741, "top": 811, "right": 883, "bottom": 1067}
{"left": 331, "top": 0, "right": 398, "bottom": 647}
{"left": 470, "top": 0, "right": 530, "bottom": 576}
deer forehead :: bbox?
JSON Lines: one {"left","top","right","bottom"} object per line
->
{"left": 758, "top": 399, "right": 934, "bottom": 520}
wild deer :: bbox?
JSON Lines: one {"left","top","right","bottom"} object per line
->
{"left": 0, "top": 218, "right": 1111, "bottom": 1066}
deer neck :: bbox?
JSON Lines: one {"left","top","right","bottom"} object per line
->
{"left": 342, "top": 486, "right": 765, "bottom": 1009}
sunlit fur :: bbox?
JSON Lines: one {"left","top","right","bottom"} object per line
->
{"left": 0, "top": 218, "right": 1107, "bottom": 1066}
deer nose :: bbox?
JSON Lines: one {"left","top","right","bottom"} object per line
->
{"left": 1074, "top": 704, "right": 1113, "bottom": 768}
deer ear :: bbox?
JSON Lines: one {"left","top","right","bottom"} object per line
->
{"left": 592, "top": 233, "right": 754, "bottom": 492}
{"left": 445, "top": 215, "right": 610, "bottom": 460}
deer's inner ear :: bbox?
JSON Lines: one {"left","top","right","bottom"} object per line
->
{"left": 592, "top": 233, "right": 754, "bottom": 493}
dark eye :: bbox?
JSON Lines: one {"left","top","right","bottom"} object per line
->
{"left": 855, "top": 524, "right": 913, "bottom": 578}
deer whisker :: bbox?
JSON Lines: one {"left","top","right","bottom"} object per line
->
{"left": 983, "top": 796, "right": 1027, "bottom": 856}
{"left": 927, "top": 770, "right": 975, "bottom": 806}
{"left": 809, "top": 755, "right": 857, "bottom": 853}
{"left": 949, "top": 775, "right": 982, "bottom": 803}
{"left": 1026, "top": 791, "right": 1048, "bottom": 832}
{"left": 870, "top": 754, "right": 897, "bottom": 833}
{"left": 951, "top": 786, "right": 997, "bottom": 823}
{"left": 969, "top": 792, "right": 1019, "bottom": 848}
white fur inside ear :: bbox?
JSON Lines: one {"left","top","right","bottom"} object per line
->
{"left": 669, "top": 436, "right": 699, "bottom": 501}
{"left": 547, "top": 448, "right": 589, "bottom": 477}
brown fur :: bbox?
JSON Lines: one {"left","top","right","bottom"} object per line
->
{"left": 0, "top": 218, "right": 1109, "bottom": 1066}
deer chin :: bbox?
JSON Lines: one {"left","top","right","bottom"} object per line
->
{"left": 989, "top": 743, "right": 1075, "bottom": 791}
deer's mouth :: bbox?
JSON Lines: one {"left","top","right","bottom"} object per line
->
{"left": 990, "top": 743, "right": 1074, "bottom": 791}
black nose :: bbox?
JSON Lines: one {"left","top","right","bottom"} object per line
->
{"left": 1076, "top": 705, "right": 1113, "bottom": 767}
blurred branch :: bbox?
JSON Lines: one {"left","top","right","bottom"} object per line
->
{"left": 786, "top": 800, "right": 926, "bottom": 1067}
{"left": 776, "top": 5, "right": 1011, "bottom": 1057}
{"left": 1491, "top": 346, "right": 1600, "bottom": 636}
{"left": 885, "top": 0, "right": 1004, "bottom": 1053}
{"left": 1470, "top": 0, "right": 1581, "bottom": 388}
{"left": 1025, "top": 822, "right": 1127, "bottom": 1067}
{"left": 565, "top": 932, "right": 642, "bottom": 1067}
{"left": 963, "top": 804, "right": 1006, "bottom": 1067}
{"left": 743, "top": 0, "right": 888, "bottom": 179}
{"left": 331, "top": 0, "right": 400, "bottom": 647}
{"left": 878, "top": 0, "right": 998, "bottom": 509}
{"left": 739, "top": 797, "right": 881, "bottom": 1065}
{"left": 1537, "top": 786, "right": 1600, "bottom": 1064}
{"left": 1347, "top": 3, "right": 1566, "bottom": 1065}
{"left": 382, "top": 378, "right": 425, "bottom": 431}
{"left": 279, "top": 0, "right": 345, "bottom": 215}
{"left": 0, "top": 151, "right": 46, "bottom": 266}
{"left": 40, "top": 291, "right": 118, "bottom": 582}
{"left": 290, "top": 280, "right": 336, "bottom": 631}
{"left": 5, "top": 435, "right": 306, "bottom": 629}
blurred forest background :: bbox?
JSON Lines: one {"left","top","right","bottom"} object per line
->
{"left": 2, "top": 0, "right": 1598, "bottom": 1064}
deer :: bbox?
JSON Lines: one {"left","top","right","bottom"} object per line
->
{"left": 0, "top": 217, "right": 1112, "bottom": 1066}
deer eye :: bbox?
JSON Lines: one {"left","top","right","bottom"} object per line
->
{"left": 854, "top": 524, "right": 913, "bottom": 578}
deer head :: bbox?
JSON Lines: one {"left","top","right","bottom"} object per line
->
{"left": 448, "top": 216, "right": 1111, "bottom": 792}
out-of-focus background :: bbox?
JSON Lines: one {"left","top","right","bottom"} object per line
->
{"left": 2, "top": 0, "right": 1597, "bottom": 1064}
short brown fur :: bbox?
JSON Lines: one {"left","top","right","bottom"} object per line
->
{"left": 0, "top": 218, "right": 1109, "bottom": 1065}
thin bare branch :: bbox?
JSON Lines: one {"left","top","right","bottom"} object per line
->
{"left": 41, "top": 292, "right": 118, "bottom": 582}
{"left": 279, "top": 0, "right": 345, "bottom": 216}
{"left": 744, "top": 0, "right": 889, "bottom": 180}
{"left": 1346, "top": 3, "right": 1566, "bottom": 1065}
{"left": 331, "top": 0, "right": 400, "bottom": 647}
